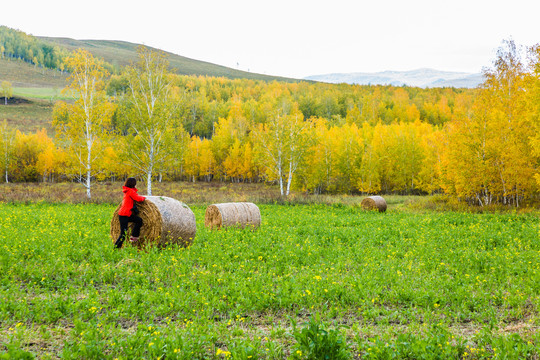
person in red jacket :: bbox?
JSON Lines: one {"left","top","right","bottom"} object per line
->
{"left": 114, "top": 177, "right": 146, "bottom": 249}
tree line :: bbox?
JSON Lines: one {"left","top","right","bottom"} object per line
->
{"left": 0, "top": 41, "right": 539, "bottom": 206}
{"left": 0, "top": 26, "right": 69, "bottom": 71}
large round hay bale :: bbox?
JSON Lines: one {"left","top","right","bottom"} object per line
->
{"left": 361, "top": 196, "right": 387, "bottom": 212}
{"left": 205, "top": 202, "right": 261, "bottom": 230}
{"left": 110, "top": 196, "right": 196, "bottom": 248}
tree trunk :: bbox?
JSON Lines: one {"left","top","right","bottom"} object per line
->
{"left": 147, "top": 171, "right": 152, "bottom": 196}
{"left": 286, "top": 161, "right": 293, "bottom": 196}
{"left": 278, "top": 164, "right": 284, "bottom": 196}
{"left": 86, "top": 169, "right": 91, "bottom": 199}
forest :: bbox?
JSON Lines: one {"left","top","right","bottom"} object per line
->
{"left": 0, "top": 37, "right": 539, "bottom": 206}
{"left": 0, "top": 26, "right": 69, "bottom": 71}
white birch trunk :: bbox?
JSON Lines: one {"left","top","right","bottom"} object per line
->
{"left": 86, "top": 137, "right": 92, "bottom": 198}
{"left": 147, "top": 171, "right": 152, "bottom": 196}
{"left": 86, "top": 170, "right": 91, "bottom": 198}
{"left": 286, "top": 161, "right": 293, "bottom": 196}
{"left": 277, "top": 151, "right": 284, "bottom": 196}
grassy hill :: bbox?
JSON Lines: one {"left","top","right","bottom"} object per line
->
{"left": 39, "top": 37, "right": 296, "bottom": 82}
{"left": 0, "top": 57, "right": 68, "bottom": 88}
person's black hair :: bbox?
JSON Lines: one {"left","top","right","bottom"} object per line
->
{"left": 124, "top": 177, "right": 137, "bottom": 188}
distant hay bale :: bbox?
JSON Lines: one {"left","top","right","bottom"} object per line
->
{"left": 361, "top": 196, "right": 387, "bottom": 212}
{"left": 110, "top": 196, "right": 196, "bottom": 248}
{"left": 205, "top": 202, "right": 261, "bottom": 230}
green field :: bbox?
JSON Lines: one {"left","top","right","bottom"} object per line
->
{"left": 12, "top": 87, "right": 73, "bottom": 101}
{"left": 0, "top": 203, "right": 539, "bottom": 359}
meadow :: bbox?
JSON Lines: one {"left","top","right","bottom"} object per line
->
{"left": 0, "top": 199, "right": 539, "bottom": 359}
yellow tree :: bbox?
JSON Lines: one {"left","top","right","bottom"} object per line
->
{"left": 356, "top": 122, "right": 380, "bottom": 194}
{"left": 184, "top": 135, "right": 202, "bottom": 182}
{"left": 1, "top": 81, "right": 13, "bottom": 105}
{"left": 254, "top": 104, "right": 311, "bottom": 196}
{"left": 212, "top": 96, "right": 249, "bottom": 179}
{"left": 199, "top": 138, "right": 215, "bottom": 182}
{"left": 417, "top": 127, "right": 444, "bottom": 194}
{"left": 394, "top": 120, "right": 430, "bottom": 192}
{"left": 12, "top": 130, "right": 56, "bottom": 181}
{"left": 527, "top": 44, "right": 540, "bottom": 187}
{"left": 36, "top": 130, "right": 66, "bottom": 182}
{"left": 223, "top": 138, "right": 243, "bottom": 181}
{"left": 332, "top": 123, "right": 362, "bottom": 193}
{"left": 441, "top": 101, "right": 497, "bottom": 204}
{"left": 479, "top": 40, "right": 537, "bottom": 205}
{"left": 0, "top": 120, "right": 16, "bottom": 182}
{"left": 53, "top": 49, "right": 114, "bottom": 198}
{"left": 370, "top": 122, "right": 395, "bottom": 192}
{"left": 98, "top": 145, "right": 126, "bottom": 182}
{"left": 239, "top": 141, "right": 256, "bottom": 182}
{"left": 441, "top": 40, "right": 538, "bottom": 205}
{"left": 123, "top": 46, "right": 176, "bottom": 195}
{"left": 167, "top": 125, "right": 191, "bottom": 180}
{"left": 301, "top": 118, "right": 334, "bottom": 193}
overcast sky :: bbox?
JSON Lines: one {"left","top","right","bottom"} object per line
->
{"left": 2, "top": 0, "right": 539, "bottom": 79}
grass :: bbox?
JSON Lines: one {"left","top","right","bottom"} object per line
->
{"left": 0, "top": 99, "right": 54, "bottom": 133}
{"left": 0, "top": 58, "right": 68, "bottom": 88}
{"left": 0, "top": 196, "right": 539, "bottom": 358}
{"left": 12, "top": 87, "right": 74, "bottom": 101}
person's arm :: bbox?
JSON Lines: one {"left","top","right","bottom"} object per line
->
{"left": 130, "top": 190, "right": 146, "bottom": 202}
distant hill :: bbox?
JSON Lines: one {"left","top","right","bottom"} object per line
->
{"left": 304, "top": 68, "right": 484, "bottom": 88}
{"left": 38, "top": 37, "right": 297, "bottom": 82}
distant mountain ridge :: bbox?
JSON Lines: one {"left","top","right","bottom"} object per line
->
{"left": 304, "top": 68, "right": 483, "bottom": 88}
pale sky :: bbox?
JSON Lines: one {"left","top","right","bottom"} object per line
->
{"left": 2, "top": 0, "right": 539, "bottom": 79}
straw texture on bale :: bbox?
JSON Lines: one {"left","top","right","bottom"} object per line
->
{"left": 361, "top": 196, "right": 387, "bottom": 212}
{"left": 205, "top": 202, "right": 261, "bottom": 230}
{"left": 110, "top": 196, "right": 196, "bottom": 248}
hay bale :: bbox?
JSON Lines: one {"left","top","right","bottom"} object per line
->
{"left": 110, "top": 196, "right": 196, "bottom": 248}
{"left": 205, "top": 202, "right": 261, "bottom": 230}
{"left": 361, "top": 196, "right": 387, "bottom": 212}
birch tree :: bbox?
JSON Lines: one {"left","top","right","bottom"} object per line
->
{"left": 0, "top": 120, "right": 15, "bottom": 182}
{"left": 527, "top": 44, "right": 540, "bottom": 187}
{"left": 1, "top": 81, "right": 13, "bottom": 105}
{"left": 440, "top": 40, "right": 538, "bottom": 206}
{"left": 52, "top": 49, "right": 114, "bottom": 198}
{"left": 123, "top": 46, "right": 175, "bottom": 195}
{"left": 254, "top": 104, "right": 311, "bottom": 196}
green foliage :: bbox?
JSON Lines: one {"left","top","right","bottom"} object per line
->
{"left": 356, "top": 327, "right": 540, "bottom": 359}
{"left": 357, "top": 325, "right": 466, "bottom": 359}
{"left": 0, "top": 26, "right": 68, "bottom": 70}
{"left": 0, "top": 347, "right": 35, "bottom": 360}
{"left": 290, "top": 315, "right": 351, "bottom": 360}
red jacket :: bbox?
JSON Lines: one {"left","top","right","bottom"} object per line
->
{"left": 118, "top": 186, "right": 146, "bottom": 216}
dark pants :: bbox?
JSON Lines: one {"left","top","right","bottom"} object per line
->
{"left": 114, "top": 215, "right": 143, "bottom": 249}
